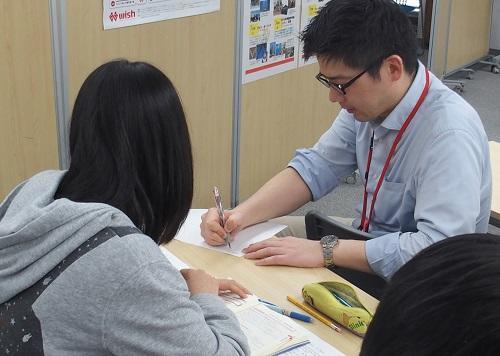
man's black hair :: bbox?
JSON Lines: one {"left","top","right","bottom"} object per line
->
{"left": 302, "top": 0, "right": 418, "bottom": 77}
{"left": 55, "top": 60, "right": 193, "bottom": 244}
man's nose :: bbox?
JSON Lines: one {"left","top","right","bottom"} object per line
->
{"left": 329, "top": 87, "right": 344, "bottom": 103}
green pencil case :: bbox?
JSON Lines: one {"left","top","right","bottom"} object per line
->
{"left": 302, "top": 281, "right": 373, "bottom": 336}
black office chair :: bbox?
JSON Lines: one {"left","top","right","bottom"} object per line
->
{"left": 490, "top": 214, "right": 500, "bottom": 227}
{"left": 489, "top": 215, "right": 500, "bottom": 235}
{"left": 305, "top": 210, "right": 387, "bottom": 299}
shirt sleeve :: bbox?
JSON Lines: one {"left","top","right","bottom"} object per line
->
{"left": 103, "top": 260, "right": 250, "bottom": 356}
{"left": 365, "top": 129, "right": 489, "bottom": 279}
{"left": 288, "top": 111, "right": 358, "bottom": 201}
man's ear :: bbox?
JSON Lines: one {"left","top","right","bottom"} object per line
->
{"left": 382, "top": 55, "right": 405, "bottom": 82}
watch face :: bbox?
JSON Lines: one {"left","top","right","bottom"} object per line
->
{"left": 321, "top": 235, "right": 337, "bottom": 245}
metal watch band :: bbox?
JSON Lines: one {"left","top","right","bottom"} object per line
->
{"left": 320, "top": 234, "right": 339, "bottom": 268}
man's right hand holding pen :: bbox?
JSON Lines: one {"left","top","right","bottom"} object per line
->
{"left": 201, "top": 169, "right": 372, "bottom": 274}
{"left": 201, "top": 208, "right": 247, "bottom": 246}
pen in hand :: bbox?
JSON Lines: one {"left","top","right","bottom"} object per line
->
{"left": 213, "top": 186, "right": 231, "bottom": 248}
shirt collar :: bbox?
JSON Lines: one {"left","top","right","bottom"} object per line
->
{"left": 379, "top": 60, "right": 427, "bottom": 131}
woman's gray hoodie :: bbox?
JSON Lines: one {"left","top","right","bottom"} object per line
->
{"left": 0, "top": 170, "right": 249, "bottom": 355}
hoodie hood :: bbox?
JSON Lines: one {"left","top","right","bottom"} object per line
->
{"left": 0, "top": 170, "right": 134, "bottom": 303}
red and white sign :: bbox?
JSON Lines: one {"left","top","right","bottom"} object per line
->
{"left": 103, "top": 0, "right": 220, "bottom": 30}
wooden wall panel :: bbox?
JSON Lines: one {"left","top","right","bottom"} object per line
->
{"left": 447, "top": 0, "right": 491, "bottom": 73}
{"left": 429, "top": 0, "right": 451, "bottom": 77}
{"left": 0, "top": 0, "right": 59, "bottom": 199}
{"left": 65, "top": 0, "right": 235, "bottom": 207}
{"left": 239, "top": 64, "right": 339, "bottom": 201}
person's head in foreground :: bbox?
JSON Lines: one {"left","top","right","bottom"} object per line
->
{"left": 361, "top": 233, "right": 500, "bottom": 356}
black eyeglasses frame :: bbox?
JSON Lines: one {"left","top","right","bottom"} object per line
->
{"left": 315, "top": 59, "right": 383, "bottom": 95}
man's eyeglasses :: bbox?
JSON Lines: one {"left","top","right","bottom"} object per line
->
{"left": 315, "top": 60, "right": 381, "bottom": 96}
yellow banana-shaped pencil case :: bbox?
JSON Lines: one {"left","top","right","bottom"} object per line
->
{"left": 302, "top": 281, "right": 373, "bottom": 336}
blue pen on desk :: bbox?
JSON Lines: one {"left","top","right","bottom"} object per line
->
{"left": 258, "top": 298, "right": 312, "bottom": 323}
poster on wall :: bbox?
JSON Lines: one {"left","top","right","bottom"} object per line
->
{"left": 298, "top": 0, "right": 331, "bottom": 67}
{"left": 242, "top": 0, "right": 302, "bottom": 84}
{"left": 103, "top": 0, "right": 220, "bottom": 30}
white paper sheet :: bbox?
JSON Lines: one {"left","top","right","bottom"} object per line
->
{"left": 159, "top": 245, "right": 190, "bottom": 270}
{"left": 222, "top": 294, "right": 309, "bottom": 356}
{"left": 222, "top": 294, "right": 344, "bottom": 356}
{"left": 174, "top": 209, "right": 286, "bottom": 257}
{"left": 281, "top": 332, "right": 344, "bottom": 356}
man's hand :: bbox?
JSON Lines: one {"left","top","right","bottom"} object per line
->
{"left": 180, "top": 269, "right": 250, "bottom": 298}
{"left": 200, "top": 208, "right": 246, "bottom": 246}
{"left": 242, "top": 236, "right": 324, "bottom": 267}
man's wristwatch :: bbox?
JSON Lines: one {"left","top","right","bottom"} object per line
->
{"left": 320, "top": 235, "right": 339, "bottom": 268}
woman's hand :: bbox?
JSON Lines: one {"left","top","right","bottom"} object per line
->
{"left": 180, "top": 269, "right": 250, "bottom": 298}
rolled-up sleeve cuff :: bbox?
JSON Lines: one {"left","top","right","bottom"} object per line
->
{"left": 288, "top": 149, "right": 340, "bottom": 201}
{"left": 365, "top": 232, "right": 404, "bottom": 280}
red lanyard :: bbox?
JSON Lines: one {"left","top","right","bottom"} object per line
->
{"left": 359, "top": 69, "right": 430, "bottom": 232}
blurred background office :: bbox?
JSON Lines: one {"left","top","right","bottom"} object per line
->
{"left": 1, "top": 0, "right": 499, "bottom": 233}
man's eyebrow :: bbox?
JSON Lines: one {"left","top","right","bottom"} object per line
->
{"left": 323, "top": 74, "right": 351, "bottom": 81}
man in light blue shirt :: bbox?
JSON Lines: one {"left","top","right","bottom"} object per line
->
{"left": 287, "top": 59, "right": 491, "bottom": 278}
{"left": 200, "top": 0, "right": 491, "bottom": 280}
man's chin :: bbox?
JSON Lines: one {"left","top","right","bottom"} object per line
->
{"left": 352, "top": 113, "right": 369, "bottom": 122}
{"left": 345, "top": 108, "right": 371, "bottom": 122}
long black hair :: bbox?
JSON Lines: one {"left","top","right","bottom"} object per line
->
{"left": 361, "top": 233, "right": 500, "bottom": 356}
{"left": 55, "top": 59, "right": 193, "bottom": 244}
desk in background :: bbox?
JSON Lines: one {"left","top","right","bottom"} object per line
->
{"left": 167, "top": 240, "right": 379, "bottom": 356}
{"left": 490, "top": 141, "right": 500, "bottom": 224}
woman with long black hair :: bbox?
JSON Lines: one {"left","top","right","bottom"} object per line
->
{"left": 0, "top": 60, "right": 249, "bottom": 355}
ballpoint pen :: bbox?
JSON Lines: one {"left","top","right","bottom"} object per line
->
{"left": 287, "top": 295, "right": 342, "bottom": 333}
{"left": 258, "top": 298, "right": 312, "bottom": 323}
{"left": 213, "top": 186, "right": 231, "bottom": 248}
{"left": 332, "top": 291, "right": 352, "bottom": 307}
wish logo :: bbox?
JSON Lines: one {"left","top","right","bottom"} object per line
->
{"left": 109, "top": 10, "right": 136, "bottom": 22}
{"left": 109, "top": 12, "right": 118, "bottom": 21}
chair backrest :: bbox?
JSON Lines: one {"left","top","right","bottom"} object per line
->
{"left": 491, "top": 216, "right": 500, "bottom": 228}
{"left": 305, "top": 210, "right": 373, "bottom": 241}
{"left": 305, "top": 210, "right": 386, "bottom": 299}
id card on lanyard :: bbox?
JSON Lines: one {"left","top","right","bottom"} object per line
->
{"left": 359, "top": 69, "right": 430, "bottom": 232}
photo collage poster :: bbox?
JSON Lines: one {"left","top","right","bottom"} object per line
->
{"left": 298, "top": 0, "right": 332, "bottom": 67}
{"left": 242, "top": 0, "right": 302, "bottom": 84}
{"left": 242, "top": 0, "right": 335, "bottom": 82}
